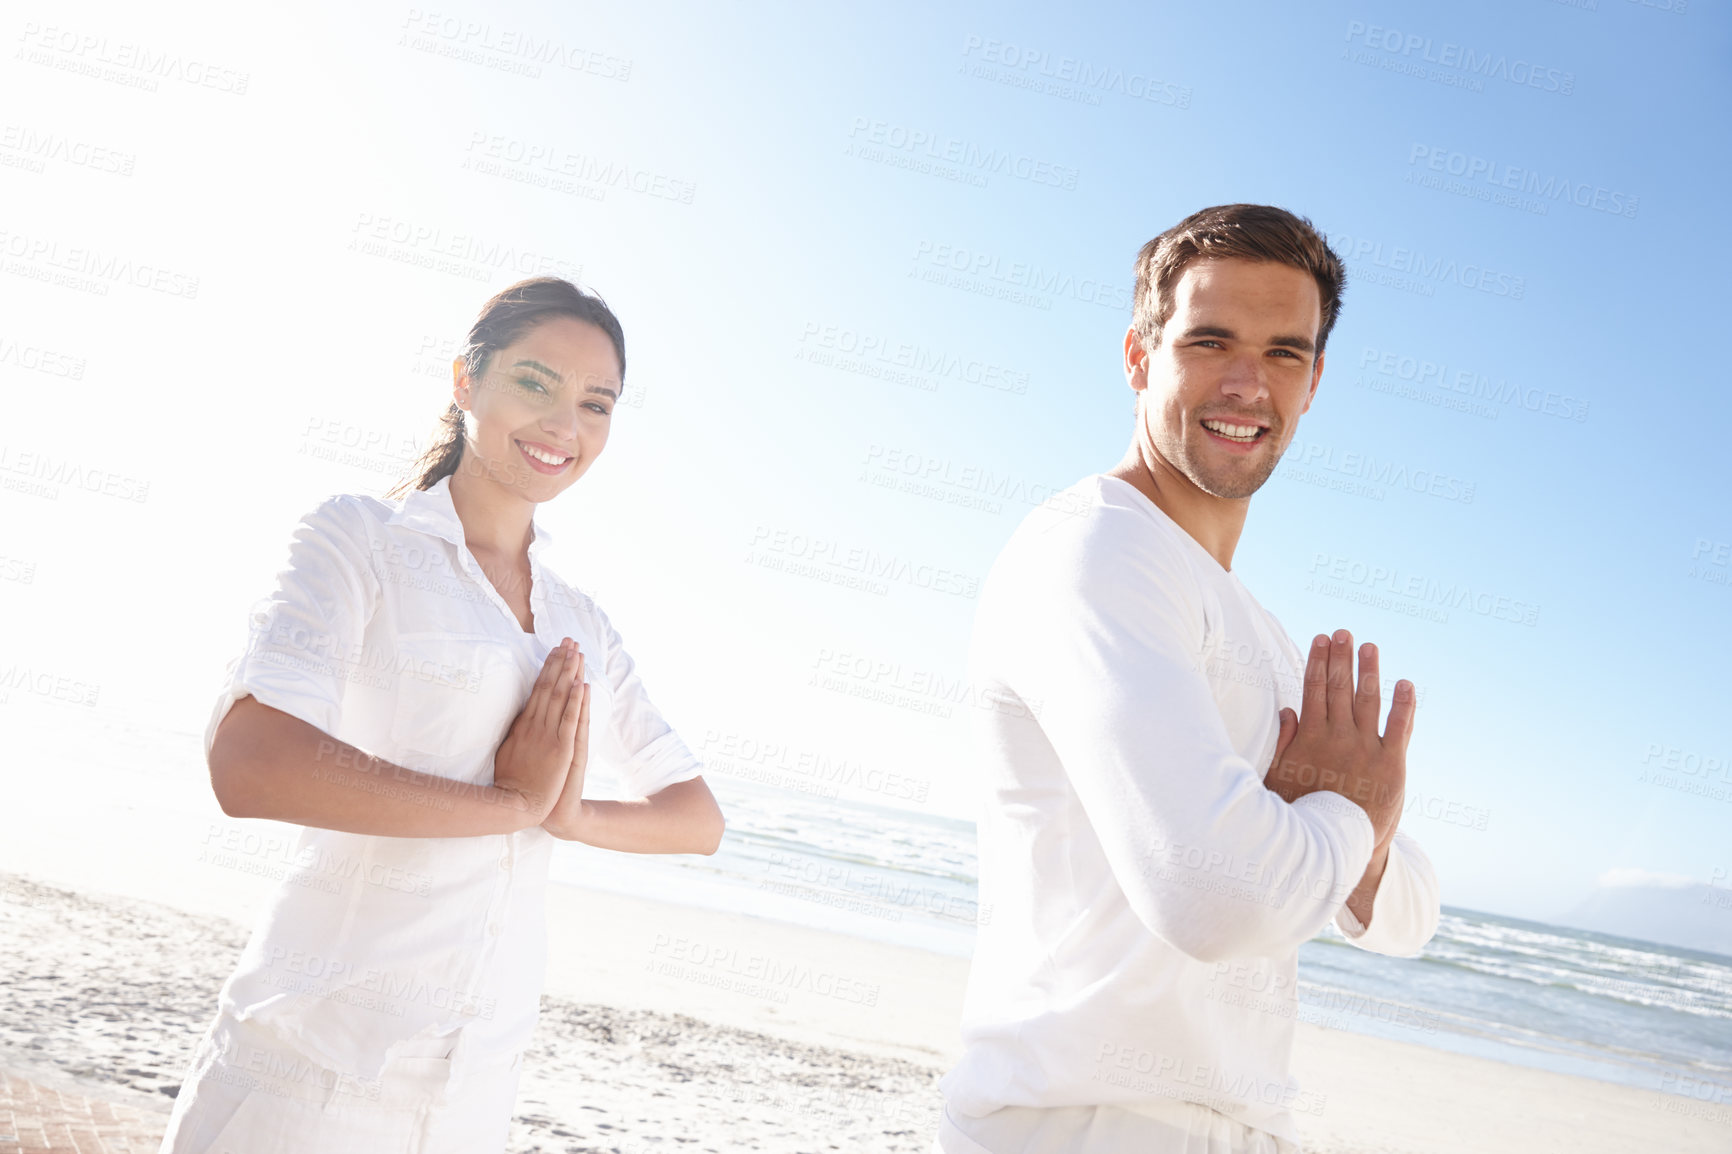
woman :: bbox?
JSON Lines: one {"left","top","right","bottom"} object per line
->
{"left": 159, "top": 277, "right": 725, "bottom": 1153}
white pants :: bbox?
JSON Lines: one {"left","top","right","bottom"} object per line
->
{"left": 931, "top": 1100, "right": 1293, "bottom": 1154}
{"left": 157, "top": 1011, "right": 523, "bottom": 1154}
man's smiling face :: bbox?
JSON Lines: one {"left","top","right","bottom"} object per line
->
{"left": 1129, "top": 256, "right": 1326, "bottom": 500}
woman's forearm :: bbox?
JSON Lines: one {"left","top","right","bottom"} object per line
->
{"left": 210, "top": 696, "right": 548, "bottom": 838}
{"left": 551, "top": 776, "right": 724, "bottom": 854}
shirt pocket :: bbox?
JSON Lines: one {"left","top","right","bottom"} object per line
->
{"left": 387, "top": 634, "right": 526, "bottom": 776}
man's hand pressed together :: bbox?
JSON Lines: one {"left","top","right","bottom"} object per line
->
{"left": 1265, "top": 628, "right": 1416, "bottom": 926}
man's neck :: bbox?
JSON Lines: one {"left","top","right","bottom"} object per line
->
{"left": 1106, "top": 444, "right": 1249, "bottom": 573}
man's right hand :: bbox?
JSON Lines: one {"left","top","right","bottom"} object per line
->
{"left": 491, "top": 637, "right": 586, "bottom": 821}
{"left": 1265, "top": 629, "right": 1415, "bottom": 845}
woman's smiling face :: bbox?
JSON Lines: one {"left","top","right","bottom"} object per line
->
{"left": 454, "top": 314, "right": 621, "bottom": 500}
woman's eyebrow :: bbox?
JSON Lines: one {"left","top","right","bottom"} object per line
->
{"left": 512, "top": 358, "right": 562, "bottom": 380}
{"left": 515, "top": 357, "right": 620, "bottom": 399}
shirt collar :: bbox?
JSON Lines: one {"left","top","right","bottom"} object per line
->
{"left": 386, "top": 473, "right": 556, "bottom": 559}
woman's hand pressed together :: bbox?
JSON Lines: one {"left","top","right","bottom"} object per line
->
{"left": 538, "top": 649, "right": 593, "bottom": 841}
{"left": 533, "top": 644, "right": 725, "bottom": 854}
{"left": 491, "top": 637, "right": 588, "bottom": 821}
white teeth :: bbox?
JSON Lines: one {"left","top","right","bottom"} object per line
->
{"left": 519, "top": 441, "right": 571, "bottom": 466}
{"left": 1202, "top": 420, "right": 1263, "bottom": 441}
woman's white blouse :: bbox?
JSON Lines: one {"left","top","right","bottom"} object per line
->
{"left": 200, "top": 474, "right": 703, "bottom": 1080}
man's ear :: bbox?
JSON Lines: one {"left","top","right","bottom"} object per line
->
{"left": 1124, "top": 326, "right": 1150, "bottom": 392}
{"left": 1300, "top": 348, "right": 1325, "bottom": 415}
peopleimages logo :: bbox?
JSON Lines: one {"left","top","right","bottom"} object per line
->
{"left": 1343, "top": 21, "right": 1574, "bottom": 95}
{"left": 958, "top": 35, "right": 1193, "bottom": 108}
{"left": 1307, "top": 552, "right": 1540, "bottom": 627}
{"left": 1356, "top": 347, "right": 1590, "bottom": 423}
{"left": 909, "top": 240, "right": 1131, "bottom": 311}
{"left": 397, "top": 9, "right": 632, "bottom": 80}
{"left": 1280, "top": 437, "right": 1476, "bottom": 504}
{"left": 462, "top": 131, "right": 696, "bottom": 204}
{"left": 0, "top": 227, "right": 200, "bottom": 299}
{"left": 346, "top": 211, "right": 582, "bottom": 284}
{"left": 1408, "top": 145, "right": 1638, "bottom": 219}
{"left": 15, "top": 21, "right": 252, "bottom": 95}
{"left": 0, "top": 124, "right": 136, "bottom": 176}
{"left": 798, "top": 323, "right": 1029, "bottom": 395}
{"left": 1327, "top": 231, "right": 1525, "bottom": 300}
{"left": 0, "top": 333, "right": 86, "bottom": 379}
{"left": 847, "top": 117, "right": 1080, "bottom": 190}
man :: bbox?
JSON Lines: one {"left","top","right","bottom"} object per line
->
{"left": 934, "top": 204, "right": 1440, "bottom": 1154}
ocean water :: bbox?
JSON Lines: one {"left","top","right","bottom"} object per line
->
{"left": 1298, "top": 910, "right": 1732, "bottom": 1096}
{"left": 554, "top": 774, "right": 984, "bottom": 956}
{"left": 552, "top": 775, "right": 1732, "bottom": 1100}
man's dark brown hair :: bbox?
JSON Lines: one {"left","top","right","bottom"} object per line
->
{"left": 1131, "top": 204, "right": 1346, "bottom": 357}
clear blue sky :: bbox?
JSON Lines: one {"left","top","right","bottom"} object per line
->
{"left": 1, "top": 0, "right": 1727, "bottom": 923}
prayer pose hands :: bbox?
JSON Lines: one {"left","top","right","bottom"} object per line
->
{"left": 1265, "top": 629, "right": 1415, "bottom": 847}
{"left": 492, "top": 638, "right": 590, "bottom": 820}
{"left": 539, "top": 646, "right": 593, "bottom": 840}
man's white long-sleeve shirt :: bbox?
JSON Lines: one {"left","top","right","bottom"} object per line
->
{"left": 938, "top": 474, "right": 1440, "bottom": 1151}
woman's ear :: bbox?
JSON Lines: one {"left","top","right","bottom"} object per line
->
{"left": 451, "top": 356, "right": 470, "bottom": 410}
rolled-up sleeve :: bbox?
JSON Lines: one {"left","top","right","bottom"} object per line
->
{"left": 999, "top": 512, "right": 1376, "bottom": 963}
{"left": 1333, "top": 830, "right": 1441, "bottom": 956}
{"left": 588, "top": 605, "right": 703, "bottom": 799}
{"left": 202, "top": 495, "right": 379, "bottom": 762}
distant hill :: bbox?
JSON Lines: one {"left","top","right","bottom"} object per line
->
{"left": 1556, "top": 872, "right": 1732, "bottom": 957}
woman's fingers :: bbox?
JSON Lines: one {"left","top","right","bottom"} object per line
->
{"left": 527, "top": 639, "right": 570, "bottom": 729}
{"left": 550, "top": 645, "right": 581, "bottom": 734}
{"left": 558, "top": 654, "right": 586, "bottom": 742}
{"left": 571, "top": 680, "right": 591, "bottom": 772}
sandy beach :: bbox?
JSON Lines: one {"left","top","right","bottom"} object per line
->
{"left": 4, "top": 864, "right": 1729, "bottom": 1154}
{"left": 0, "top": 871, "right": 945, "bottom": 1153}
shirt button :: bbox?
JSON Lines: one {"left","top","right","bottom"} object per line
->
{"left": 498, "top": 857, "right": 510, "bottom": 871}
{"left": 487, "top": 923, "right": 501, "bottom": 937}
